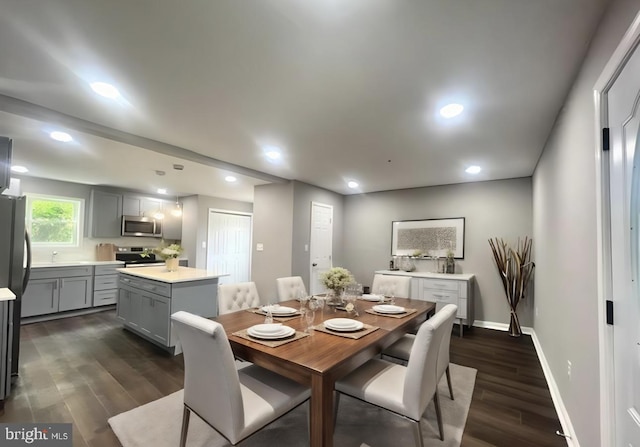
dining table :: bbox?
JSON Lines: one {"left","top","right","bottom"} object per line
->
{"left": 214, "top": 296, "right": 436, "bottom": 447}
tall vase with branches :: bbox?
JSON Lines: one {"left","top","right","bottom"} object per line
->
{"left": 488, "top": 237, "right": 535, "bottom": 337}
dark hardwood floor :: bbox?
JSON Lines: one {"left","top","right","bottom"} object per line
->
{"left": 0, "top": 311, "right": 566, "bottom": 446}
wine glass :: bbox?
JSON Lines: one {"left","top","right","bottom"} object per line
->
{"left": 303, "top": 301, "right": 317, "bottom": 334}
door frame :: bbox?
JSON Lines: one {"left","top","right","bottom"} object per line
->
{"left": 594, "top": 11, "right": 640, "bottom": 447}
{"left": 206, "top": 208, "right": 253, "bottom": 279}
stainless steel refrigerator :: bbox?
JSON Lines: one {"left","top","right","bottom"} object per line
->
{"left": 0, "top": 189, "right": 32, "bottom": 400}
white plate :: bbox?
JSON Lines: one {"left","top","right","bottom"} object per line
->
{"left": 261, "top": 305, "right": 298, "bottom": 316}
{"left": 372, "top": 304, "right": 406, "bottom": 314}
{"left": 361, "top": 294, "right": 384, "bottom": 302}
{"left": 249, "top": 323, "right": 283, "bottom": 335}
{"left": 324, "top": 318, "right": 364, "bottom": 332}
{"left": 247, "top": 326, "right": 295, "bottom": 339}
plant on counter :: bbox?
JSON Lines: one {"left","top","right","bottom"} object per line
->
{"left": 141, "top": 243, "right": 183, "bottom": 260}
{"left": 320, "top": 267, "right": 354, "bottom": 293}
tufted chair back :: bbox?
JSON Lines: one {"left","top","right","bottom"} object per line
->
{"left": 218, "top": 282, "right": 261, "bottom": 315}
{"left": 371, "top": 274, "right": 412, "bottom": 298}
{"left": 276, "top": 276, "right": 307, "bottom": 302}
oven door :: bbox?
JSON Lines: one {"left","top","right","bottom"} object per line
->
{"left": 121, "top": 216, "right": 158, "bottom": 237}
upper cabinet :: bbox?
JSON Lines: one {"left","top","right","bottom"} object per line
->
{"left": 122, "top": 195, "right": 164, "bottom": 218}
{"left": 89, "top": 190, "right": 123, "bottom": 238}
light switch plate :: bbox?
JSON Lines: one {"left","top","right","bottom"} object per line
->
{"left": 256, "top": 243, "right": 264, "bottom": 251}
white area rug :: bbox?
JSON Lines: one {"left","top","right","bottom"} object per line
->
{"left": 109, "top": 363, "right": 476, "bottom": 447}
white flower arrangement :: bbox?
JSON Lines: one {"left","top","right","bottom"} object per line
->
{"left": 320, "top": 267, "right": 354, "bottom": 291}
{"left": 141, "top": 243, "right": 183, "bottom": 260}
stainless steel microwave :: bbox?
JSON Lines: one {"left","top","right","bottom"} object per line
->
{"left": 121, "top": 215, "right": 162, "bottom": 237}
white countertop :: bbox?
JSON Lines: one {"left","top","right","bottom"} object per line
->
{"left": 375, "top": 270, "right": 475, "bottom": 281}
{"left": 32, "top": 261, "right": 124, "bottom": 269}
{"left": 117, "top": 266, "right": 228, "bottom": 283}
{"left": 0, "top": 288, "right": 16, "bottom": 301}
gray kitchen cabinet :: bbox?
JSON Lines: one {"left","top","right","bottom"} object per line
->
{"left": 117, "top": 271, "right": 219, "bottom": 353}
{"left": 89, "top": 190, "right": 122, "bottom": 238}
{"left": 21, "top": 278, "right": 59, "bottom": 317}
{"left": 0, "top": 137, "right": 11, "bottom": 192}
{"left": 162, "top": 203, "right": 182, "bottom": 240}
{"left": 22, "top": 266, "right": 94, "bottom": 317}
{"left": 58, "top": 276, "right": 93, "bottom": 312}
{"left": 122, "top": 195, "right": 163, "bottom": 218}
{"left": 93, "top": 264, "right": 122, "bottom": 306}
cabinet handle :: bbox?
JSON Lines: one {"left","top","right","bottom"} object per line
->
{"left": 122, "top": 278, "right": 130, "bottom": 282}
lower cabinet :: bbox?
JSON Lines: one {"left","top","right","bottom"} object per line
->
{"left": 117, "top": 272, "right": 218, "bottom": 353}
{"left": 22, "top": 267, "right": 94, "bottom": 318}
{"left": 118, "top": 283, "right": 170, "bottom": 346}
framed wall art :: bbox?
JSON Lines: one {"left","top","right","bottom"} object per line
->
{"left": 391, "top": 217, "right": 465, "bottom": 259}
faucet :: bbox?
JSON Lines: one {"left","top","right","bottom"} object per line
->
{"left": 51, "top": 251, "right": 58, "bottom": 263}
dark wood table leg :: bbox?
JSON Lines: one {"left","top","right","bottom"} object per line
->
{"left": 310, "top": 373, "right": 334, "bottom": 447}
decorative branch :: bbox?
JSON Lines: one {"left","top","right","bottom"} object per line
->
{"left": 488, "top": 237, "right": 535, "bottom": 336}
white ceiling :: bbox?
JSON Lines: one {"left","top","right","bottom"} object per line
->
{"left": 0, "top": 0, "right": 608, "bottom": 200}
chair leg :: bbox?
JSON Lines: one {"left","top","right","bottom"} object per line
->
{"left": 446, "top": 365, "right": 454, "bottom": 400}
{"left": 180, "top": 406, "right": 191, "bottom": 447}
{"left": 434, "top": 391, "right": 444, "bottom": 441}
{"left": 411, "top": 419, "right": 425, "bottom": 447}
{"left": 333, "top": 392, "right": 341, "bottom": 433}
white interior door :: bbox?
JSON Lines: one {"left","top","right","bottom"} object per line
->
{"left": 207, "top": 210, "right": 252, "bottom": 285}
{"left": 309, "top": 202, "right": 333, "bottom": 295}
{"left": 608, "top": 36, "right": 640, "bottom": 446}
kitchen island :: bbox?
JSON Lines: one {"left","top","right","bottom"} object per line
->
{"left": 116, "top": 266, "right": 227, "bottom": 354}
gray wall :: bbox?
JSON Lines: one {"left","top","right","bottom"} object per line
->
{"left": 292, "top": 181, "right": 345, "bottom": 286}
{"left": 251, "top": 182, "right": 294, "bottom": 301}
{"left": 181, "top": 195, "right": 199, "bottom": 268}
{"left": 344, "top": 177, "right": 533, "bottom": 325}
{"left": 532, "top": 0, "right": 640, "bottom": 444}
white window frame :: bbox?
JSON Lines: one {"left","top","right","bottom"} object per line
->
{"left": 26, "top": 193, "right": 84, "bottom": 247}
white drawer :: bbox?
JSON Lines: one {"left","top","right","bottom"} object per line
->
{"left": 422, "top": 279, "right": 458, "bottom": 292}
{"left": 94, "top": 274, "right": 119, "bottom": 291}
{"left": 423, "top": 289, "right": 457, "bottom": 305}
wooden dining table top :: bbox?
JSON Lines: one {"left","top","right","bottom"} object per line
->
{"left": 213, "top": 297, "right": 436, "bottom": 447}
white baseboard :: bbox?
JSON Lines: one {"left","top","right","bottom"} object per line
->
{"left": 471, "top": 321, "right": 578, "bottom": 447}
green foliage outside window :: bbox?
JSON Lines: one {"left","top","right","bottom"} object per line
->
{"left": 27, "top": 195, "right": 81, "bottom": 245}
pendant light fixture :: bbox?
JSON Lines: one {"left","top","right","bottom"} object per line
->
{"left": 171, "top": 196, "right": 183, "bottom": 217}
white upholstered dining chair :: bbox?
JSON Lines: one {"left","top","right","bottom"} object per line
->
{"left": 383, "top": 304, "right": 458, "bottom": 400}
{"left": 276, "top": 276, "right": 307, "bottom": 302}
{"left": 218, "top": 282, "right": 261, "bottom": 315}
{"left": 171, "top": 311, "right": 310, "bottom": 446}
{"left": 371, "top": 274, "right": 412, "bottom": 298}
{"left": 334, "top": 304, "right": 458, "bottom": 446}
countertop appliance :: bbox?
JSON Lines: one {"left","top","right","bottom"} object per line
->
{"left": 121, "top": 215, "right": 162, "bottom": 238}
{"left": 0, "top": 194, "right": 31, "bottom": 400}
{"left": 116, "top": 246, "right": 164, "bottom": 267}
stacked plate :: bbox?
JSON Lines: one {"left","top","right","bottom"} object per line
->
{"left": 361, "top": 294, "right": 385, "bottom": 302}
{"left": 261, "top": 305, "right": 298, "bottom": 316}
{"left": 371, "top": 304, "right": 406, "bottom": 314}
{"left": 324, "top": 318, "right": 364, "bottom": 332}
{"left": 247, "top": 323, "right": 295, "bottom": 339}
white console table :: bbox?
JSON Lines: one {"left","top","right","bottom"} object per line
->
{"left": 375, "top": 270, "right": 475, "bottom": 337}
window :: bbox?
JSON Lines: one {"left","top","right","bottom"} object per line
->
{"left": 26, "top": 194, "right": 83, "bottom": 246}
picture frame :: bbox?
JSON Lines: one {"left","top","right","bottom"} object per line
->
{"left": 391, "top": 217, "right": 465, "bottom": 259}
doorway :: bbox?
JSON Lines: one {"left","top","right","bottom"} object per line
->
{"left": 596, "top": 14, "right": 640, "bottom": 446}
{"left": 309, "top": 202, "right": 333, "bottom": 295}
{"left": 206, "top": 209, "right": 252, "bottom": 285}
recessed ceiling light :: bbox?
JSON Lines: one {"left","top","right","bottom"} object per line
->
{"left": 347, "top": 181, "right": 359, "bottom": 189}
{"left": 465, "top": 166, "right": 481, "bottom": 174}
{"left": 439, "top": 103, "right": 464, "bottom": 119}
{"left": 225, "top": 175, "right": 237, "bottom": 183}
{"left": 90, "top": 81, "right": 121, "bottom": 99}
{"left": 49, "top": 131, "right": 73, "bottom": 142}
{"left": 11, "top": 165, "right": 28, "bottom": 173}
{"left": 263, "top": 146, "right": 282, "bottom": 160}
{"left": 157, "top": 188, "right": 167, "bottom": 194}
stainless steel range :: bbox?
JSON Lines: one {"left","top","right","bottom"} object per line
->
{"left": 116, "top": 246, "right": 164, "bottom": 267}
